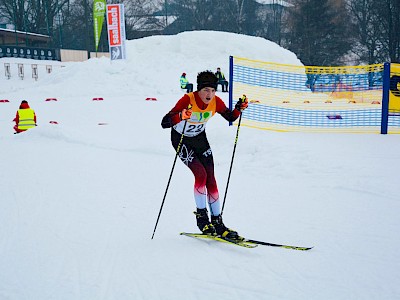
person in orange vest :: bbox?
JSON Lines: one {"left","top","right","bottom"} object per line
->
{"left": 13, "top": 100, "right": 37, "bottom": 134}
{"left": 161, "top": 70, "right": 248, "bottom": 238}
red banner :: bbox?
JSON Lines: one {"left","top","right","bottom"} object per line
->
{"left": 107, "top": 4, "right": 122, "bottom": 46}
{"left": 106, "top": 4, "right": 126, "bottom": 60}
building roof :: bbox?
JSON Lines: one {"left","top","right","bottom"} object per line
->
{"left": 0, "top": 27, "right": 50, "bottom": 43}
{"left": 130, "top": 15, "right": 177, "bottom": 31}
{"left": 255, "top": 0, "right": 293, "bottom": 7}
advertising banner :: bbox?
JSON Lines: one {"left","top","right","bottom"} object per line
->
{"left": 106, "top": 4, "right": 126, "bottom": 60}
{"left": 93, "top": 0, "right": 107, "bottom": 52}
{"left": 0, "top": 45, "right": 60, "bottom": 61}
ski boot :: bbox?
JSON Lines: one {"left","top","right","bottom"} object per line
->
{"left": 211, "top": 214, "right": 239, "bottom": 239}
{"left": 194, "top": 208, "right": 216, "bottom": 235}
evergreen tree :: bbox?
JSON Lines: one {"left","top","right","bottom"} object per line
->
{"left": 164, "top": 0, "right": 264, "bottom": 36}
{"left": 285, "top": 0, "right": 352, "bottom": 66}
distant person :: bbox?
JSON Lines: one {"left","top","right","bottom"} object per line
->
{"left": 180, "top": 72, "right": 193, "bottom": 93}
{"left": 215, "top": 67, "right": 229, "bottom": 92}
{"left": 161, "top": 70, "right": 248, "bottom": 238}
{"left": 305, "top": 73, "right": 321, "bottom": 92}
{"left": 13, "top": 100, "right": 37, "bottom": 134}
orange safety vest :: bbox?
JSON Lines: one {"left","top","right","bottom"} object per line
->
{"left": 173, "top": 92, "right": 217, "bottom": 137}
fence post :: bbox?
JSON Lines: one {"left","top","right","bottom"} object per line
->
{"left": 229, "top": 55, "right": 234, "bottom": 126}
{"left": 18, "top": 64, "right": 24, "bottom": 80}
{"left": 381, "top": 62, "right": 390, "bottom": 134}
{"left": 32, "top": 64, "right": 38, "bottom": 80}
{"left": 4, "top": 63, "right": 11, "bottom": 79}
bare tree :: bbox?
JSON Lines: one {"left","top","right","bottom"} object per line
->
{"left": 123, "top": 0, "right": 163, "bottom": 39}
{"left": 347, "top": 0, "right": 400, "bottom": 64}
{"left": 167, "top": 0, "right": 215, "bottom": 30}
{"left": 347, "top": 0, "right": 386, "bottom": 64}
{"left": 0, "top": 0, "right": 69, "bottom": 35}
{"left": 378, "top": 0, "right": 400, "bottom": 62}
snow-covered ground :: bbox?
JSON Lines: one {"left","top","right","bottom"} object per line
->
{"left": 0, "top": 31, "right": 399, "bottom": 300}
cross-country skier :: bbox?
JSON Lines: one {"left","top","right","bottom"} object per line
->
{"left": 161, "top": 70, "right": 248, "bottom": 238}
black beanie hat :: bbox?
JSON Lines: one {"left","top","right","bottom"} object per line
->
{"left": 197, "top": 70, "right": 218, "bottom": 91}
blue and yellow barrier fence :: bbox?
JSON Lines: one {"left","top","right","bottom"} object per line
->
{"left": 229, "top": 56, "right": 400, "bottom": 134}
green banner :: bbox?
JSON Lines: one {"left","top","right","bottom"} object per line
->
{"left": 93, "top": 0, "right": 106, "bottom": 52}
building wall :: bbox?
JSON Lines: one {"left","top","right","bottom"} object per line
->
{"left": 60, "top": 49, "right": 88, "bottom": 62}
{"left": 59, "top": 49, "right": 109, "bottom": 62}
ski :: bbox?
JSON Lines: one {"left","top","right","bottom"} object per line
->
{"left": 180, "top": 233, "right": 312, "bottom": 251}
{"left": 180, "top": 232, "right": 257, "bottom": 248}
{"left": 241, "top": 238, "right": 313, "bottom": 251}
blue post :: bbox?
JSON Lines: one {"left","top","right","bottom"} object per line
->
{"left": 229, "top": 56, "right": 233, "bottom": 126}
{"left": 381, "top": 62, "right": 390, "bottom": 134}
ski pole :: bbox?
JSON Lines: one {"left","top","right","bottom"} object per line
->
{"left": 151, "top": 105, "right": 191, "bottom": 239}
{"left": 221, "top": 95, "right": 247, "bottom": 214}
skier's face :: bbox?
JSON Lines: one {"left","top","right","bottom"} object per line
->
{"left": 198, "top": 87, "right": 215, "bottom": 104}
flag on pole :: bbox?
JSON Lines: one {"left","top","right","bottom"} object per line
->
{"left": 93, "top": 0, "right": 106, "bottom": 52}
{"left": 106, "top": 4, "right": 127, "bottom": 60}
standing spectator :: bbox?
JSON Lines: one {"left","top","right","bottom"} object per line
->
{"left": 180, "top": 72, "right": 193, "bottom": 93}
{"left": 13, "top": 100, "right": 37, "bottom": 134}
{"left": 215, "top": 67, "right": 229, "bottom": 92}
